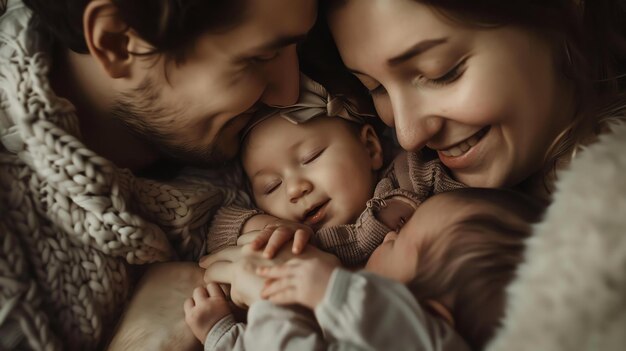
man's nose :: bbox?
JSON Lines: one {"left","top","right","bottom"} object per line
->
{"left": 259, "top": 46, "right": 300, "bottom": 106}
{"left": 287, "top": 177, "right": 313, "bottom": 203}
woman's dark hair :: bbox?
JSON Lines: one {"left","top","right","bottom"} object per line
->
{"left": 23, "top": 0, "right": 247, "bottom": 60}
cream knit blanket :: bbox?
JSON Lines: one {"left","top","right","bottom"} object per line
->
{"left": 0, "top": 1, "right": 247, "bottom": 349}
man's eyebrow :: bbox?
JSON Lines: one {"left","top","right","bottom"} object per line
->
{"left": 251, "top": 34, "right": 308, "bottom": 52}
{"left": 387, "top": 38, "right": 448, "bottom": 67}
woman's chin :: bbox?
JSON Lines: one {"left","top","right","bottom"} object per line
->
{"left": 452, "top": 171, "right": 505, "bottom": 188}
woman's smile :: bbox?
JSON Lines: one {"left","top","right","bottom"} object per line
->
{"left": 436, "top": 126, "right": 490, "bottom": 170}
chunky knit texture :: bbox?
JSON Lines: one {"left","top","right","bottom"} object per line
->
{"left": 0, "top": 1, "right": 248, "bottom": 349}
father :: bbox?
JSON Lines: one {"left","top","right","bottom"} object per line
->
{"left": 0, "top": 0, "right": 316, "bottom": 349}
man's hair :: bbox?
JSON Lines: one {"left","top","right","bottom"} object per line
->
{"left": 408, "top": 188, "right": 545, "bottom": 350}
{"left": 23, "top": 0, "right": 247, "bottom": 61}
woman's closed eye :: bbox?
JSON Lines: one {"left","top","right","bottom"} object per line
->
{"left": 302, "top": 148, "right": 325, "bottom": 165}
{"left": 413, "top": 58, "right": 467, "bottom": 87}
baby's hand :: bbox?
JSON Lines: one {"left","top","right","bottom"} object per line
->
{"left": 257, "top": 256, "right": 339, "bottom": 310}
{"left": 376, "top": 196, "right": 417, "bottom": 231}
{"left": 183, "top": 283, "right": 232, "bottom": 345}
{"left": 249, "top": 219, "right": 313, "bottom": 258}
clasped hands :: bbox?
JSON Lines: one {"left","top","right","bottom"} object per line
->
{"left": 183, "top": 218, "right": 339, "bottom": 343}
{"left": 184, "top": 198, "right": 415, "bottom": 343}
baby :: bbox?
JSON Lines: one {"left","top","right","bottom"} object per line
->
{"left": 187, "top": 188, "right": 544, "bottom": 350}
{"left": 206, "top": 75, "right": 465, "bottom": 266}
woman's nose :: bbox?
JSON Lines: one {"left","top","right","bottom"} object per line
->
{"left": 390, "top": 91, "right": 444, "bottom": 152}
{"left": 259, "top": 46, "right": 300, "bottom": 106}
{"left": 287, "top": 177, "right": 313, "bottom": 203}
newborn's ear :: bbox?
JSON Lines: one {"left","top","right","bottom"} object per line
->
{"left": 425, "top": 299, "right": 455, "bottom": 328}
{"left": 360, "top": 124, "right": 384, "bottom": 171}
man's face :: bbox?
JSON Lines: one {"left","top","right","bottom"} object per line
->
{"left": 242, "top": 115, "right": 381, "bottom": 231}
{"left": 113, "top": 0, "right": 317, "bottom": 166}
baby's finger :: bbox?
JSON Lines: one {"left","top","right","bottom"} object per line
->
{"left": 265, "top": 288, "right": 298, "bottom": 306}
{"left": 262, "top": 223, "right": 279, "bottom": 233}
{"left": 292, "top": 229, "right": 311, "bottom": 254}
{"left": 250, "top": 230, "right": 273, "bottom": 250}
{"left": 192, "top": 286, "right": 209, "bottom": 302}
{"left": 261, "top": 277, "right": 294, "bottom": 298}
{"left": 206, "top": 282, "right": 225, "bottom": 298}
{"left": 204, "top": 261, "right": 233, "bottom": 284}
{"left": 263, "top": 228, "right": 293, "bottom": 258}
{"left": 199, "top": 246, "right": 242, "bottom": 268}
{"left": 237, "top": 231, "right": 261, "bottom": 246}
{"left": 256, "top": 263, "right": 295, "bottom": 279}
{"left": 183, "top": 297, "right": 194, "bottom": 313}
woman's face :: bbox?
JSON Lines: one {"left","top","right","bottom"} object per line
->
{"left": 328, "top": 0, "right": 574, "bottom": 187}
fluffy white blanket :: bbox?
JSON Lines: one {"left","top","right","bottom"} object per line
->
{"left": 488, "top": 120, "right": 626, "bottom": 351}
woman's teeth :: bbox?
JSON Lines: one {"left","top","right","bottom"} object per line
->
{"left": 440, "top": 128, "right": 488, "bottom": 157}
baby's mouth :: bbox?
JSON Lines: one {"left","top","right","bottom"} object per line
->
{"left": 439, "top": 126, "right": 490, "bottom": 157}
{"left": 303, "top": 200, "right": 330, "bottom": 228}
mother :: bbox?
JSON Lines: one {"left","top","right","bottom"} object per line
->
{"left": 321, "top": 0, "right": 626, "bottom": 349}
{"left": 204, "top": 0, "right": 626, "bottom": 349}
{"left": 326, "top": 0, "right": 625, "bottom": 198}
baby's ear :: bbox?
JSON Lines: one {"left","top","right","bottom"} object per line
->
{"left": 425, "top": 299, "right": 455, "bottom": 328}
{"left": 360, "top": 124, "right": 384, "bottom": 171}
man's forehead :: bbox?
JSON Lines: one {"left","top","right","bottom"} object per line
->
{"left": 248, "top": 34, "right": 309, "bottom": 53}
{"left": 231, "top": 0, "right": 317, "bottom": 50}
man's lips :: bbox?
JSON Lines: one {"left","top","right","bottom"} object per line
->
{"left": 302, "top": 200, "right": 330, "bottom": 228}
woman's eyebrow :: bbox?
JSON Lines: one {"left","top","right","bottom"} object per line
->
{"left": 387, "top": 37, "right": 448, "bottom": 67}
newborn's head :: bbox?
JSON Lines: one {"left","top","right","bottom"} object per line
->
{"left": 366, "top": 188, "right": 545, "bottom": 350}
{"left": 241, "top": 114, "right": 383, "bottom": 231}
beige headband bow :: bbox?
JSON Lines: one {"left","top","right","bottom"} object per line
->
{"left": 242, "top": 74, "right": 376, "bottom": 139}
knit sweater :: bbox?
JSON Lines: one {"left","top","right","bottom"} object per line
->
{"left": 0, "top": 1, "right": 248, "bottom": 350}
{"left": 208, "top": 151, "right": 466, "bottom": 266}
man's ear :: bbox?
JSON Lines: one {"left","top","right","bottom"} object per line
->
{"left": 359, "top": 124, "right": 384, "bottom": 171}
{"left": 83, "top": 0, "right": 151, "bottom": 79}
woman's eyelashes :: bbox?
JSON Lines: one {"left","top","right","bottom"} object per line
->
{"left": 413, "top": 58, "right": 467, "bottom": 87}
{"left": 366, "top": 58, "right": 468, "bottom": 95}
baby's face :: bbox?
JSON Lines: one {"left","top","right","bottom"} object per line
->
{"left": 242, "top": 115, "right": 382, "bottom": 230}
{"left": 365, "top": 193, "right": 494, "bottom": 282}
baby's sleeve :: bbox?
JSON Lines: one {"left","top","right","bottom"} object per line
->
{"left": 206, "top": 205, "right": 263, "bottom": 254}
{"left": 205, "top": 314, "right": 247, "bottom": 351}
{"left": 314, "top": 200, "right": 392, "bottom": 267}
{"left": 315, "top": 269, "right": 471, "bottom": 351}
